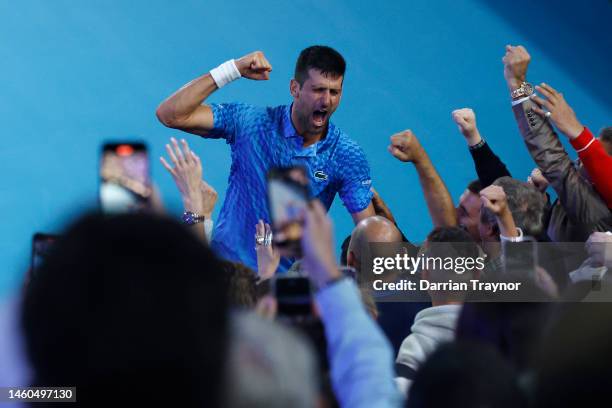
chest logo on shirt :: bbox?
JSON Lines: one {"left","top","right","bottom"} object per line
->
{"left": 314, "top": 170, "right": 328, "bottom": 181}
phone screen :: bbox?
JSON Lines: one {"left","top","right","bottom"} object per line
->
{"left": 31, "top": 233, "right": 58, "bottom": 276}
{"left": 267, "top": 167, "right": 310, "bottom": 251}
{"left": 274, "top": 276, "right": 312, "bottom": 318}
{"left": 99, "top": 142, "right": 151, "bottom": 213}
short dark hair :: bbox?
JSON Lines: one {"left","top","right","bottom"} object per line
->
{"left": 408, "top": 342, "right": 526, "bottom": 408}
{"left": 220, "top": 260, "right": 258, "bottom": 308}
{"left": 467, "top": 179, "right": 483, "bottom": 195}
{"left": 21, "top": 213, "right": 229, "bottom": 406}
{"left": 294, "top": 45, "right": 346, "bottom": 85}
{"left": 426, "top": 226, "right": 479, "bottom": 259}
{"left": 599, "top": 126, "right": 612, "bottom": 143}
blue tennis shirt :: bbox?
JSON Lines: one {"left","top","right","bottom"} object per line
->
{"left": 205, "top": 102, "right": 373, "bottom": 272}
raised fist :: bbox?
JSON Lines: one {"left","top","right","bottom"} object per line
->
{"left": 451, "top": 108, "right": 481, "bottom": 145}
{"left": 480, "top": 185, "right": 509, "bottom": 217}
{"left": 388, "top": 130, "right": 425, "bottom": 164}
{"left": 527, "top": 168, "right": 549, "bottom": 193}
{"left": 502, "top": 45, "right": 530, "bottom": 89}
{"left": 235, "top": 51, "right": 273, "bottom": 80}
{"left": 586, "top": 231, "right": 612, "bottom": 268}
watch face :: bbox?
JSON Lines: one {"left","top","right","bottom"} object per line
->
{"left": 182, "top": 212, "right": 195, "bottom": 225}
{"left": 522, "top": 82, "right": 534, "bottom": 96}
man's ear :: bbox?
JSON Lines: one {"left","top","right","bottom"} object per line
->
{"left": 347, "top": 250, "right": 357, "bottom": 268}
{"left": 289, "top": 78, "right": 300, "bottom": 98}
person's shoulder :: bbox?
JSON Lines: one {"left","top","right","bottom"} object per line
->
{"left": 263, "top": 104, "right": 290, "bottom": 122}
{"left": 334, "top": 128, "right": 367, "bottom": 158}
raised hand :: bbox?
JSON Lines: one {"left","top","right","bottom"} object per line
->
{"left": 527, "top": 168, "right": 549, "bottom": 193}
{"left": 480, "top": 185, "right": 518, "bottom": 238}
{"left": 255, "top": 219, "right": 280, "bottom": 281}
{"left": 388, "top": 130, "right": 426, "bottom": 164}
{"left": 480, "top": 185, "right": 509, "bottom": 217}
{"left": 451, "top": 108, "right": 482, "bottom": 146}
{"left": 235, "top": 51, "right": 273, "bottom": 80}
{"left": 160, "top": 138, "right": 203, "bottom": 212}
{"left": 529, "top": 83, "right": 584, "bottom": 139}
{"left": 586, "top": 231, "right": 612, "bottom": 268}
{"left": 502, "top": 45, "right": 530, "bottom": 90}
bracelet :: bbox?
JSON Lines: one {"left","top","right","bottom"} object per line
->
{"left": 469, "top": 139, "right": 486, "bottom": 151}
{"left": 209, "top": 59, "right": 241, "bottom": 88}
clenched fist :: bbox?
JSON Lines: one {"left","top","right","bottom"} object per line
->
{"left": 502, "top": 45, "right": 530, "bottom": 90}
{"left": 527, "top": 168, "right": 549, "bottom": 193}
{"left": 235, "top": 51, "right": 273, "bottom": 80}
{"left": 480, "top": 185, "right": 509, "bottom": 217}
{"left": 388, "top": 130, "right": 425, "bottom": 164}
{"left": 451, "top": 108, "right": 481, "bottom": 146}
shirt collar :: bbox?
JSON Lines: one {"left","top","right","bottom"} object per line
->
{"left": 282, "top": 104, "right": 336, "bottom": 158}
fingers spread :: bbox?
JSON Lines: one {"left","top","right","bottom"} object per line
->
{"left": 180, "top": 139, "right": 192, "bottom": 164}
{"left": 165, "top": 143, "right": 179, "bottom": 166}
{"left": 171, "top": 137, "right": 185, "bottom": 163}
{"left": 530, "top": 94, "right": 551, "bottom": 109}
{"left": 160, "top": 156, "right": 175, "bottom": 175}
{"left": 539, "top": 83, "right": 558, "bottom": 97}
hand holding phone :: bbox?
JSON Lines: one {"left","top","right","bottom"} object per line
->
{"left": 100, "top": 142, "right": 152, "bottom": 213}
{"left": 266, "top": 166, "right": 310, "bottom": 256}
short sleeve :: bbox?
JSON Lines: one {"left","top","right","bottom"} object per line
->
{"left": 338, "top": 140, "right": 374, "bottom": 213}
{"left": 207, "top": 102, "right": 253, "bottom": 144}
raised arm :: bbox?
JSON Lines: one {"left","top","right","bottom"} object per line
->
{"left": 155, "top": 51, "right": 272, "bottom": 136}
{"left": 452, "top": 108, "right": 512, "bottom": 187}
{"left": 160, "top": 138, "right": 217, "bottom": 243}
{"left": 301, "top": 200, "right": 403, "bottom": 408}
{"left": 529, "top": 83, "right": 612, "bottom": 209}
{"left": 388, "top": 130, "right": 457, "bottom": 228}
{"left": 502, "top": 45, "right": 610, "bottom": 229}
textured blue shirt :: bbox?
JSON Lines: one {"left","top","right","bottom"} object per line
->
{"left": 205, "top": 103, "right": 373, "bottom": 272}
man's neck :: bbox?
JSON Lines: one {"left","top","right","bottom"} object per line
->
{"left": 290, "top": 105, "right": 326, "bottom": 147}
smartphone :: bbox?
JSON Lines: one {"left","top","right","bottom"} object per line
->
{"left": 502, "top": 238, "right": 538, "bottom": 277}
{"left": 99, "top": 142, "right": 152, "bottom": 213}
{"left": 266, "top": 166, "right": 310, "bottom": 254}
{"left": 273, "top": 275, "right": 313, "bottom": 318}
{"left": 31, "top": 233, "right": 58, "bottom": 276}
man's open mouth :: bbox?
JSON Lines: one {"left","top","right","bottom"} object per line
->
{"left": 312, "top": 109, "right": 328, "bottom": 127}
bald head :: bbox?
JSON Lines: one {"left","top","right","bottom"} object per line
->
{"left": 347, "top": 216, "right": 402, "bottom": 273}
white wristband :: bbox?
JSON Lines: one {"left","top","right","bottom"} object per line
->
{"left": 500, "top": 227, "right": 524, "bottom": 243}
{"left": 210, "top": 59, "right": 241, "bottom": 89}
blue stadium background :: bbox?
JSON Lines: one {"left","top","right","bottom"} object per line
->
{"left": 1, "top": 0, "right": 610, "bottom": 298}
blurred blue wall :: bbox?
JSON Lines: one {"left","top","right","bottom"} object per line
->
{"left": 1, "top": 0, "right": 610, "bottom": 298}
